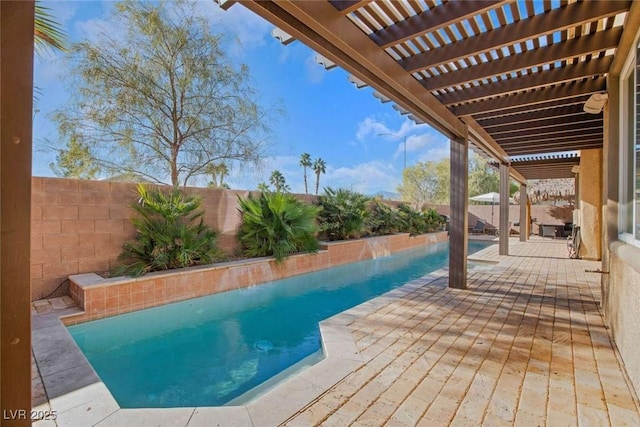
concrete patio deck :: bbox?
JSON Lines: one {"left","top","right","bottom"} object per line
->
{"left": 283, "top": 238, "right": 640, "bottom": 426}
{"left": 31, "top": 237, "right": 640, "bottom": 426}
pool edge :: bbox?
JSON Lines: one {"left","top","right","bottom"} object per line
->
{"left": 33, "top": 267, "right": 454, "bottom": 427}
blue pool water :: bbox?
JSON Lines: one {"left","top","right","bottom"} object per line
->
{"left": 68, "top": 240, "right": 492, "bottom": 408}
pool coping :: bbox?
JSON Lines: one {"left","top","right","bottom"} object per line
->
{"left": 32, "top": 245, "right": 498, "bottom": 427}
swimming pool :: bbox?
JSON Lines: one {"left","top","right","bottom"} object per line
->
{"left": 68, "top": 240, "right": 492, "bottom": 408}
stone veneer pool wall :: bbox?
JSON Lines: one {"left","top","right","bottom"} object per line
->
{"left": 64, "top": 231, "right": 448, "bottom": 325}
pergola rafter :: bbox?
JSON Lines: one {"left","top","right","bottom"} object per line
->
{"left": 397, "top": 1, "right": 630, "bottom": 73}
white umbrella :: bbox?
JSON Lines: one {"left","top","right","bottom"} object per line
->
{"left": 470, "top": 192, "right": 514, "bottom": 225}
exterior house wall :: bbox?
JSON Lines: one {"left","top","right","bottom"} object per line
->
{"left": 602, "top": 22, "right": 640, "bottom": 398}
{"left": 607, "top": 248, "right": 640, "bottom": 391}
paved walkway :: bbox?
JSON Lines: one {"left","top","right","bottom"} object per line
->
{"left": 284, "top": 238, "right": 640, "bottom": 426}
{"left": 31, "top": 238, "right": 640, "bottom": 426}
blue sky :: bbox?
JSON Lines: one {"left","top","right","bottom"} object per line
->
{"left": 33, "top": 0, "right": 451, "bottom": 195}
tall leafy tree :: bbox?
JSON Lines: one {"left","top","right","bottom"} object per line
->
{"left": 53, "top": 0, "right": 280, "bottom": 187}
{"left": 397, "top": 159, "right": 450, "bottom": 206}
{"left": 313, "top": 158, "right": 327, "bottom": 195}
{"left": 469, "top": 153, "right": 499, "bottom": 197}
{"left": 49, "top": 136, "right": 99, "bottom": 179}
{"left": 300, "top": 152, "right": 312, "bottom": 194}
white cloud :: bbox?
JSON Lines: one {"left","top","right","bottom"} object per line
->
{"left": 43, "top": 1, "right": 78, "bottom": 25}
{"left": 73, "top": 2, "right": 272, "bottom": 56}
{"left": 324, "top": 161, "right": 399, "bottom": 194}
{"left": 355, "top": 117, "right": 392, "bottom": 140}
{"left": 194, "top": 1, "right": 272, "bottom": 57}
{"left": 355, "top": 117, "right": 428, "bottom": 142}
{"left": 227, "top": 157, "right": 400, "bottom": 195}
{"left": 393, "top": 132, "right": 449, "bottom": 160}
{"left": 74, "top": 18, "right": 114, "bottom": 43}
{"left": 35, "top": 55, "right": 69, "bottom": 85}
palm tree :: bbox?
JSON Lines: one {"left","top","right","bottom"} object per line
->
{"left": 206, "top": 162, "right": 230, "bottom": 188}
{"left": 269, "top": 170, "right": 287, "bottom": 193}
{"left": 313, "top": 158, "right": 327, "bottom": 195}
{"left": 33, "top": 2, "right": 67, "bottom": 107}
{"left": 300, "top": 153, "right": 312, "bottom": 194}
{"left": 257, "top": 182, "right": 270, "bottom": 192}
{"left": 35, "top": 3, "right": 67, "bottom": 56}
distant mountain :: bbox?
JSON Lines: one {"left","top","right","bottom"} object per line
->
{"left": 371, "top": 191, "right": 402, "bottom": 200}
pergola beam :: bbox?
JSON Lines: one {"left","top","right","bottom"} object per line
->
{"left": 499, "top": 131, "right": 604, "bottom": 145}
{"left": 424, "top": 27, "right": 622, "bottom": 91}
{"left": 491, "top": 122, "right": 603, "bottom": 141}
{"left": 486, "top": 115, "right": 602, "bottom": 135}
{"left": 400, "top": 1, "right": 630, "bottom": 73}
{"left": 371, "top": 1, "right": 508, "bottom": 48}
{"left": 477, "top": 104, "right": 588, "bottom": 128}
{"left": 439, "top": 57, "right": 612, "bottom": 106}
{"left": 463, "top": 116, "right": 511, "bottom": 169}
{"left": 472, "top": 95, "right": 592, "bottom": 120}
{"left": 506, "top": 141, "right": 603, "bottom": 156}
{"left": 329, "top": 0, "right": 362, "bottom": 15}
{"left": 450, "top": 77, "right": 606, "bottom": 116}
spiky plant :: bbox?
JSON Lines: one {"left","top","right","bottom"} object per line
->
{"left": 116, "top": 184, "right": 223, "bottom": 276}
{"left": 237, "top": 191, "right": 319, "bottom": 262}
{"left": 365, "top": 199, "right": 401, "bottom": 236}
{"left": 316, "top": 187, "right": 370, "bottom": 241}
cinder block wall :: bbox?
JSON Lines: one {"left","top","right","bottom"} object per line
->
{"left": 32, "top": 177, "right": 572, "bottom": 300}
{"left": 31, "top": 177, "right": 260, "bottom": 300}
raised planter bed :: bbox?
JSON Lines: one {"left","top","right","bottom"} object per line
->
{"left": 64, "top": 231, "right": 448, "bottom": 325}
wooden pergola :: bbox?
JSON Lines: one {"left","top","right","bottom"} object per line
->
{"left": 220, "top": 0, "right": 638, "bottom": 288}
{"left": 1, "top": 1, "right": 639, "bottom": 419}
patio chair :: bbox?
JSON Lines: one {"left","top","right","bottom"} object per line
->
{"left": 541, "top": 224, "right": 557, "bottom": 239}
{"left": 468, "top": 220, "right": 487, "bottom": 235}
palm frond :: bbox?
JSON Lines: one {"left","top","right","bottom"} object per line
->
{"left": 34, "top": 3, "right": 67, "bottom": 56}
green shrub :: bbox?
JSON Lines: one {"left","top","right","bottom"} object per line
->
{"left": 317, "top": 187, "right": 370, "bottom": 241}
{"left": 116, "top": 184, "right": 224, "bottom": 277}
{"left": 397, "top": 204, "right": 445, "bottom": 235}
{"left": 422, "top": 208, "right": 445, "bottom": 231}
{"left": 237, "top": 191, "right": 319, "bottom": 262}
{"left": 365, "top": 199, "right": 401, "bottom": 236}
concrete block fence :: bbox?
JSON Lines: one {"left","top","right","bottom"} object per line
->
{"left": 31, "top": 176, "right": 570, "bottom": 301}
{"left": 31, "top": 177, "right": 260, "bottom": 300}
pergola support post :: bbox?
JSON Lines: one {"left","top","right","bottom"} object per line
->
{"left": 499, "top": 163, "right": 510, "bottom": 255}
{"left": 449, "top": 132, "right": 469, "bottom": 289}
{"left": 520, "top": 183, "right": 528, "bottom": 242}
{"left": 1, "top": 1, "right": 35, "bottom": 423}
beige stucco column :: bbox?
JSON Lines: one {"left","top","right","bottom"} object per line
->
{"left": 499, "top": 163, "right": 510, "bottom": 255}
{"left": 519, "top": 183, "right": 528, "bottom": 242}
{"left": 579, "top": 148, "right": 603, "bottom": 260}
{"left": 1, "top": 1, "right": 35, "bottom": 423}
{"left": 449, "top": 133, "right": 468, "bottom": 289}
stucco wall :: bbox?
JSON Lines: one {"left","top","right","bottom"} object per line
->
{"left": 579, "top": 149, "right": 603, "bottom": 260}
{"left": 607, "top": 247, "right": 640, "bottom": 394}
